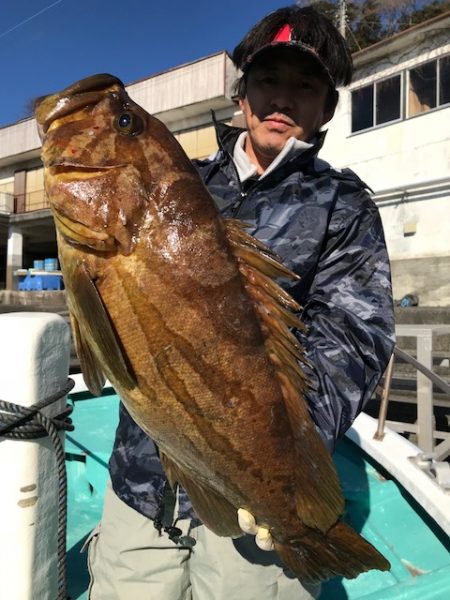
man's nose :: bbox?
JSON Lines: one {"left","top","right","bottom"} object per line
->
{"left": 270, "top": 86, "right": 294, "bottom": 111}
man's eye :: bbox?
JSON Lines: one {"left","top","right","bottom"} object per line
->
{"left": 114, "top": 112, "right": 144, "bottom": 136}
{"left": 260, "top": 76, "right": 276, "bottom": 85}
{"left": 296, "top": 81, "right": 314, "bottom": 91}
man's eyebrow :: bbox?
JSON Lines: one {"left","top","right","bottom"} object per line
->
{"left": 254, "top": 63, "right": 319, "bottom": 75}
{"left": 252, "top": 65, "right": 277, "bottom": 74}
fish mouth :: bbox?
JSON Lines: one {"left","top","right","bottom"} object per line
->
{"left": 35, "top": 73, "right": 124, "bottom": 136}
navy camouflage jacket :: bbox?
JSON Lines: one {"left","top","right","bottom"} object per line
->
{"left": 109, "top": 122, "right": 395, "bottom": 520}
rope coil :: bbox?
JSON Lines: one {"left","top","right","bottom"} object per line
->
{"left": 0, "top": 377, "right": 75, "bottom": 600}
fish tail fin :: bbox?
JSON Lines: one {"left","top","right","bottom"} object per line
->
{"left": 274, "top": 521, "right": 390, "bottom": 583}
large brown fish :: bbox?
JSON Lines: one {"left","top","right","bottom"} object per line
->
{"left": 35, "top": 74, "right": 389, "bottom": 583}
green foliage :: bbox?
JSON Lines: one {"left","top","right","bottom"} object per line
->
{"left": 298, "top": 0, "right": 450, "bottom": 51}
{"left": 398, "top": 0, "right": 450, "bottom": 30}
{"left": 351, "top": 0, "right": 383, "bottom": 51}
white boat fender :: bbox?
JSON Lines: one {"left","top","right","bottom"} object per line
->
{"left": 0, "top": 313, "right": 71, "bottom": 600}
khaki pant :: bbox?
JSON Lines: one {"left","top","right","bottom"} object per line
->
{"left": 87, "top": 483, "right": 321, "bottom": 600}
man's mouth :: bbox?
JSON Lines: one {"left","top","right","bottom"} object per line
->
{"left": 263, "top": 116, "right": 294, "bottom": 131}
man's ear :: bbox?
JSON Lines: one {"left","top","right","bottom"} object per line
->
{"left": 321, "top": 89, "right": 339, "bottom": 127}
{"left": 238, "top": 97, "right": 246, "bottom": 112}
{"left": 321, "top": 104, "right": 336, "bottom": 127}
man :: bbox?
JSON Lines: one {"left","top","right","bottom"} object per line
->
{"left": 88, "top": 6, "right": 395, "bottom": 599}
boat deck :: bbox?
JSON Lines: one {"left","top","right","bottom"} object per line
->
{"left": 66, "top": 389, "right": 450, "bottom": 600}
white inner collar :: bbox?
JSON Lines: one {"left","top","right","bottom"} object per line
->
{"left": 233, "top": 132, "right": 313, "bottom": 183}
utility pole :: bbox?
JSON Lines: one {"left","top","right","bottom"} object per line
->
{"left": 339, "top": 0, "right": 347, "bottom": 37}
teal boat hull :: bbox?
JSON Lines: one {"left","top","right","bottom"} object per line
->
{"left": 66, "top": 389, "right": 450, "bottom": 600}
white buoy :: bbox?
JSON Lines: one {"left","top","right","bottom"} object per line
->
{"left": 0, "top": 312, "right": 70, "bottom": 600}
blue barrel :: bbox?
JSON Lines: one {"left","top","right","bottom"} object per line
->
{"left": 44, "top": 258, "right": 59, "bottom": 272}
{"left": 33, "top": 260, "right": 44, "bottom": 270}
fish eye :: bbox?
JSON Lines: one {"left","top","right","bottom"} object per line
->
{"left": 114, "top": 111, "right": 144, "bottom": 136}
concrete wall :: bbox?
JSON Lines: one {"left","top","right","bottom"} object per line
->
{"left": 0, "top": 119, "right": 41, "bottom": 165}
{"left": 323, "top": 79, "right": 450, "bottom": 191}
{"left": 391, "top": 256, "right": 450, "bottom": 306}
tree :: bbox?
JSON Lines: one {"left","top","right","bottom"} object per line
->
{"left": 399, "top": 0, "right": 450, "bottom": 30}
{"left": 352, "top": 0, "right": 383, "bottom": 50}
{"left": 297, "top": 0, "right": 450, "bottom": 51}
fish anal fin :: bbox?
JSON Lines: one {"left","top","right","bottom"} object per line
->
{"left": 70, "top": 263, "right": 137, "bottom": 391}
{"left": 70, "top": 312, "right": 105, "bottom": 396}
{"left": 277, "top": 371, "right": 344, "bottom": 533}
{"left": 160, "top": 451, "right": 243, "bottom": 538}
{"left": 274, "top": 521, "right": 390, "bottom": 583}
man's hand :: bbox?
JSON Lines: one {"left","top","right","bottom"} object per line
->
{"left": 237, "top": 508, "right": 274, "bottom": 551}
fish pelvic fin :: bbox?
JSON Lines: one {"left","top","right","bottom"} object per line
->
{"left": 226, "top": 219, "right": 344, "bottom": 533}
{"left": 274, "top": 521, "right": 390, "bottom": 584}
{"left": 68, "top": 262, "right": 137, "bottom": 392}
{"left": 70, "top": 312, "right": 105, "bottom": 396}
{"left": 160, "top": 451, "right": 243, "bottom": 538}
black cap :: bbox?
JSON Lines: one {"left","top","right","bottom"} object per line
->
{"left": 232, "top": 6, "right": 353, "bottom": 89}
{"left": 242, "top": 23, "right": 335, "bottom": 86}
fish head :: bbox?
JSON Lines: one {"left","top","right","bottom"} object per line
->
{"left": 35, "top": 73, "right": 192, "bottom": 254}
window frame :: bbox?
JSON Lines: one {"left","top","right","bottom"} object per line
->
{"left": 349, "top": 52, "right": 450, "bottom": 135}
{"left": 407, "top": 57, "right": 438, "bottom": 118}
{"left": 350, "top": 72, "right": 403, "bottom": 134}
{"left": 374, "top": 73, "right": 403, "bottom": 127}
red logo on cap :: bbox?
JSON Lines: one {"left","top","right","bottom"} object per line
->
{"left": 272, "top": 24, "right": 293, "bottom": 43}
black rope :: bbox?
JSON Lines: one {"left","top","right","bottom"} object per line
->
{"left": 0, "top": 378, "right": 75, "bottom": 600}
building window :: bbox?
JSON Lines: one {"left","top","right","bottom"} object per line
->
{"left": 439, "top": 55, "right": 450, "bottom": 106}
{"left": 408, "top": 60, "right": 437, "bottom": 116}
{"left": 351, "top": 75, "right": 401, "bottom": 133}
{"left": 351, "top": 85, "right": 373, "bottom": 132}
{"left": 351, "top": 54, "right": 449, "bottom": 133}
{"left": 408, "top": 56, "right": 450, "bottom": 117}
{"left": 377, "top": 76, "right": 401, "bottom": 125}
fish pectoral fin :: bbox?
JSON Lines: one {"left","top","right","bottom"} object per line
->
{"left": 70, "top": 263, "right": 137, "bottom": 391}
{"left": 70, "top": 312, "right": 106, "bottom": 396}
{"left": 160, "top": 451, "right": 243, "bottom": 538}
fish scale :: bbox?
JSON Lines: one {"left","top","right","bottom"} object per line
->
{"left": 36, "top": 73, "right": 390, "bottom": 583}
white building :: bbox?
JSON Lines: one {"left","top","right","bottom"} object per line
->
{"left": 0, "top": 12, "right": 449, "bottom": 305}
{"left": 322, "top": 11, "right": 450, "bottom": 305}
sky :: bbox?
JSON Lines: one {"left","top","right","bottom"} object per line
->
{"left": 0, "top": 0, "right": 291, "bottom": 129}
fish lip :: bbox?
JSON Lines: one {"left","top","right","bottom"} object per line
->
{"left": 36, "top": 74, "right": 124, "bottom": 134}
{"left": 47, "top": 162, "right": 124, "bottom": 173}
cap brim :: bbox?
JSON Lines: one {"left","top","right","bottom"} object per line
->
{"left": 243, "top": 42, "right": 335, "bottom": 87}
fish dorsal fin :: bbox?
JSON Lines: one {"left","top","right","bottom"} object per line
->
{"left": 160, "top": 451, "right": 243, "bottom": 538}
{"left": 225, "top": 219, "right": 344, "bottom": 533}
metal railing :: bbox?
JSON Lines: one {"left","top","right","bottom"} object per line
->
{"left": 24, "top": 190, "right": 50, "bottom": 212}
{"left": 375, "top": 345, "right": 450, "bottom": 462}
{"left": 11, "top": 190, "right": 50, "bottom": 213}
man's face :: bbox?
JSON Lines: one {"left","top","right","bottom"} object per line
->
{"left": 239, "top": 48, "right": 335, "bottom": 170}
